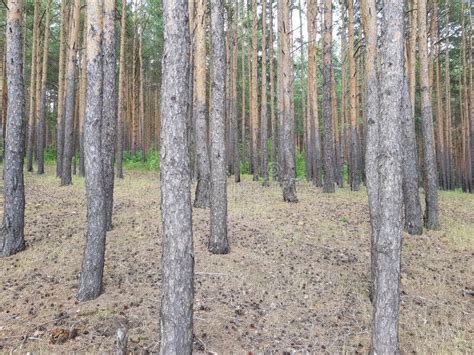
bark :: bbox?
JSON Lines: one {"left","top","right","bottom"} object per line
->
{"left": 193, "top": 0, "right": 211, "bottom": 208}
{"left": 1, "top": 0, "right": 26, "bottom": 257}
{"left": 77, "top": 0, "right": 106, "bottom": 301}
{"left": 117, "top": 0, "right": 127, "bottom": 179}
{"left": 444, "top": 0, "right": 453, "bottom": 189}
{"left": 270, "top": 0, "right": 278, "bottom": 181}
{"left": 160, "top": 0, "right": 194, "bottom": 352}
{"left": 322, "top": 0, "right": 335, "bottom": 193}
{"left": 61, "top": 0, "right": 81, "bottom": 186}
{"left": 26, "top": 0, "right": 40, "bottom": 172}
{"left": 418, "top": 0, "right": 439, "bottom": 229}
{"left": 209, "top": 0, "right": 230, "bottom": 254}
{"left": 56, "top": 0, "right": 69, "bottom": 177}
{"left": 36, "top": 0, "right": 52, "bottom": 175}
{"left": 469, "top": 0, "right": 474, "bottom": 192}
{"left": 370, "top": 1, "right": 405, "bottom": 352}
{"left": 348, "top": 0, "right": 360, "bottom": 191}
{"left": 278, "top": 0, "right": 297, "bottom": 202}
{"left": 78, "top": 14, "right": 88, "bottom": 177}
{"left": 250, "top": 0, "right": 259, "bottom": 180}
{"left": 260, "top": 0, "right": 269, "bottom": 186}
{"left": 232, "top": 0, "right": 240, "bottom": 183}
{"left": 102, "top": 0, "right": 117, "bottom": 231}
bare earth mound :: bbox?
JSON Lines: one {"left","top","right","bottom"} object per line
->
{"left": 0, "top": 166, "right": 473, "bottom": 353}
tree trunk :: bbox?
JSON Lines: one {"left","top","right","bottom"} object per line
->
{"left": 102, "top": 0, "right": 117, "bottom": 231}
{"left": 26, "top": 0, "right": 40, "bottom": 172}
{"left": 209, "top": 0, "right": 230, "bottom": 254}
{"left": 159, "top": 0, "right": 194, "bottom": 352}
{"left": 232, "top": 0, "right": 241, "bottom": 183}
{"left": 444, "top": 0, "right": 453, "bottom": 190}
{"left": 78, "top": 14, "right": 88, "bottom": 177}
{"left": 61, "top": 0, "right": 81, "bottom": 186}
{"left": 348, "top": 0, "right": 360, "bottom": 191}
{"left": 270, "top": 0, "right": 278, "bottom": 181}
{"left": 278, "top": 0, "right": 297, "bottom": 202}
{"left": 370, "top": 0, "right": 404, "bottom": 352}
{"left": 251, "top": 0, "right": 259, "bottom": 180}
{"left": 77, "top": 0, "right": 106, "bottom": 301}
{"left": 117, "top": 0, "right": 127, "bottom": 179}
{"left": 261, "top": 0, "right": 269, "bottom": 186}
{"left": 1, "top": 0, "right": 26, "bottom": 257}
{"left": 418, "top": 0, "right": 439, "bottom": 229}
{"left": 322, "top": 0, "right": 335, "bottom": 193}
{"left": 36, "top": 0, "right": 52, "bottom": 175}
{"left": 56, "top": 0, "right": 69, "bottom": 177}
{"left": 193, "top": 0, "right": 211, "bottom": 208}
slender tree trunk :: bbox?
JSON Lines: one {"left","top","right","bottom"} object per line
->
{"left": 251, "top": 0, "right": 259, "bottom": 180}
{"left": 26, "top": 0, "right": 40, "bottom": 172}
{"left": 208, "top": 0, "right": 230, "bottom": 254}
{"left": 117, "top": 0, "right": 127, "bottom": 179}
{"left": 418, "top": 0, "right": 439, "bottom": 229}
{"left": 348, "top": 0, "right": 360, "bottom": 191}
{"left": 78, "top": 14, "right": 88, "bottom": 177}
{"left": 77, "top": 0, "right": 106, "bottom": 301}
{"left": 193, "top": 0, "right": 211, "bottom": 208}
{"left": 159, "top": 0, "right": 194, "bottom": 352}
{"left": 56, "top": 0, "right": 69, "bottom": 177}
{"left": 232, "top": 0, "right": 240, "bottom": 183}
{"left": 322, "top": 0, "right": 335, "bottom": 193}
{"left": 261, "top": 0, "right": 269, "bottom": 186}
{"left": 278, "top": 0, "right": 297, "bottom": 202}
{"left": 444, "top": 0, "right": 453, "bottom": 190}
{"left": 102, "top": 0, "right": 117, "bottom": 231}
{"left": 36, "top": 0, "right": 52, "bottom": 174}
{"left": 270, "top": 0, "right": 278, "bottom": 181}
{"left": 61, "top": 0, "right": 81, "bottom": 186}
{"left": 370, "top": 0, "right": 404, "bottom": 352}
{"left": 1, "top": 0, "right": 26, "bottom": 257}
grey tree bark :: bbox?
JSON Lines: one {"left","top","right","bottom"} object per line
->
{"left": 418, "top": 0, "right": 439, "bottom": 229}
{"left": 401, "top": 75, "right": 423, "bottom": 235}
{"left": 370, "top": 0, "right": 405, "bottom": 352}
{"left": 102, "top": 0, "right": 117, "bottom": 231}
{"left": 61, "top": 0, "right": 81, "bottom": 186}
{"left": 260, "top": 0, "right": 269, "bottom": 187}
{"left": 209, "top": 0, "right": 230, "bottom": 254}
{"left": 116, "top": 0, "right": 127, "bottom": 179}
{"left": 1, "top": 0, "right": 26, "bottom": 257}
{"left": 159, "top": 0, "right": 194, "bottom": 352}
{"left": 322, "top": 0, "right": 335, "bottom": 193}
{"left": 193, "top": 0, "right": 211, "bottom": 208}
{"left": 77, "top": 0, "right": 107, "bottom": 301}
{"left": 36, "top": 0, "right": 51, "bottom": 175}
{"left": 278, "top": 0, "right": 298, "bottom": 202}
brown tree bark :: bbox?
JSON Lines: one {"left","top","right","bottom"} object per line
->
{"left": 322, "top": 0, "right": 335, "bottom": 193}
{"left": 278, "top": 0, "right": 297, "bottom": 202}
{"left": 444, "top": 0, "right": 453, "bottom": 190}
{"left": 78, "top": 14, "right": 88, "bottom": 177}
{"left": 418, "top": 0, "right": 439, "bottom": 229}
{"left": 260, "top": 0, "right": 269, "bottom": 186}
{"left": 250, "top": 0, "right": 259, "bottom": 180}
{"left": 193, "top": 0, "right": 211, "bottom": 208}
{"left": 269, "top": 0, "right": 278, "bottom": 180}
{"left": 1, "top": 0, "right": 26, "bottom": 257}
{"left": 232, "top": 0, "right": 240, "bottom": 183}
{"left": 159, "top": 0, "right": 194, "bottom": 351}
{"left": 117, "top": 0, "right": 127, "bottom": 179}
{"left": 61, "top": 0, "right": 82, "bottom": 186}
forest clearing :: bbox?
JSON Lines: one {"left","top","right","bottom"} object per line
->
{"left": 1, "top": 0, "right": 474, "bottom": 353}
{"left": 0, "top": 167, "right": 473, "bottom": 353}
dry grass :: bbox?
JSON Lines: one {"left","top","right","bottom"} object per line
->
{"left": 0, "top": 166, "right": 473, "bottom": 353}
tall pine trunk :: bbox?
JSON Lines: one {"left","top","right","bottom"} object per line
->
{"left": 116, "top": 0, "right": 127, "bottom": 179}
{"left": 260, "top": 0, "right": 269, "bottom": 186}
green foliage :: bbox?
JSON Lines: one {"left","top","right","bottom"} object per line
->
{"left": 122, "top": 149, "right": 160, "bottom": 171}
{"left": 45, "top": 145, "right": 57, "bottom": 163}
{"left": 296, "top": 151, "right": 306, "bottom": 179}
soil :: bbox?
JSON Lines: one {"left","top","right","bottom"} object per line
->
{"left": 0, "top": 166, "right": 473, "bottom": 353}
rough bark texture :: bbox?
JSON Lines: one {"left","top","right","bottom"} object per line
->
{"left": 278, "top": 0, "right": 297, "bottom": 202}
{"left": 371, "top": 0, "right": 405, "bottom": 352}
{"left": 361, "top": 0, "right": 379, "bottom": 301}
{"left": 418, "top": 0, "right": 439, "bottom": 229}
{"left": 260, "top": 0, "right": 269, "bottom": 186}
{"left": 348, "top": 0, "right": 360, "bottom": 191}
{"left": 61, "top": 0, "right": 81, "bottom": 186}
{"left": 56, "top": 0, "right": 68, "bottom": 177}
{"left": 193, "top": 0, "right": 211, "bottom": 208}
{"left": 1, "top": 0, "right": 26, "bottom": 257}
{"left": 102, "top": 0, "right": 117, "bottom": 231}
{"left": 116, "top": 0, "right": 126, "bottom": 179}
{"left": 78, "top": 15, "right": 88, "bottom": 177}
{"left": 401, "top": 75, "right": 423, "bottom": 235}
{"left": 209, "top": 0, "right": 230, "bottom": 254}
{"left": 77, "top": 0, "right": 106, "bottom": 301}
{"left": 232, "top": 0, "right": 240, "bottom": 183}
{"left": 322, "top": 0, "right": 335, "bottom": 193}
{"left": 36, "top": 0, "right": 51, "bottom": 175}
{"left": 160, "top": 0, "right": 194, "bottom": 352}
{"left": 250, "top": 0, "right": 259, "bottom": 180}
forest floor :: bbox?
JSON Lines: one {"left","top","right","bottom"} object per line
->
{"left": 0, "top": 165, "right": 473, "bottom": 354}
